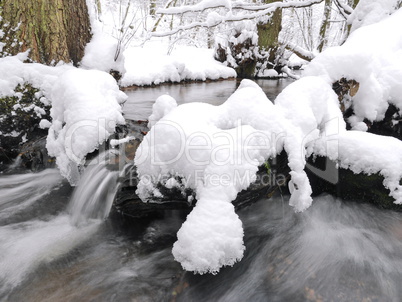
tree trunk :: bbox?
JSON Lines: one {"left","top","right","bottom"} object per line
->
{"left": 0, "top": 0, "right": 91, "bottom": 66}
{"left": 94, "top": 0, "right": 103, "bottom": 21}
{"left": 349, "top": 0, "right": 359, "bottom": 9}
{"left": 257, "top": 0, "right": 283, "bottom": 70}
{"left": 317, "top": 0, "right": 332, "bottom": 52}
{"left": 149, "top": 0, "right": 157, "bottom": 16}
{"left": 343, "top": 0, "right": 359, "bottom": 40}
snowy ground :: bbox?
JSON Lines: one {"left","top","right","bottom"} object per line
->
{"left": 120, "top": 42, "right": 236, "bottom": 87}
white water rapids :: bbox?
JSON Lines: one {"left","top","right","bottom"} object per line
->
{"left": 0, "top": 156, "right": 118, "bottom": 300}
{"left": 0, "top": 164, "right": 401, "bottom": 301}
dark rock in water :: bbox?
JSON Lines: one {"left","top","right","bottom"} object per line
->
{"left": 19, "top": 137, "right": 55, "bottom": 171}
{"left": 1, "top": 136, "right": 55, "bottom": 173}
{"left": 366, "top": 104, "right": 402, "bottom": 140}
{"left": 306, "top": 156, "right": 402, "bottom": 211}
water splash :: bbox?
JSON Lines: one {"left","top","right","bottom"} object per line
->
{"left": 68, "top": 151, "right": 122, "bottom": 226}
{"left": 0, "top": 215, "right": 100, "bottom": 297}
{"left": 177, "top": 195, "right": 402, "bottom": 302}
{"left": 0, "top": 169, "right": 62, "bottom": 220}
{"left": 0, "top": 168, "right": 100, "bottom": 298}
{"left": 7, "top": 154, "right": 22, "bottom": 171}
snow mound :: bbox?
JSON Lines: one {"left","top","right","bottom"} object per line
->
{"left": 315, "top": 131, "right": 402, "bottom": 204}
{"left": 0, "top": 53, "right": 69, "bottom": 99}
{"left": 148, "top": 95, "right": 178, "bottom": 128}
{"left": 120, "top": 45, "right": 236, "bottom": 86}
{"left": 134, "top": 77, "right": 345, "bottom": 273}
{"left": 47, "top": 69, "right": 126, "bottom": 185}
{"left": 81, "top": 0, "right": 125, "bottom": 76}
{"left": 0, "top": 53, "right": 126, "bottom": 184}
{"left": 304, "top": 8, "right": 402, "bottom": 128}
{"left": 348, "top": 0, "right": 400, "bottom": 32}
{"left": 81, "top": 30, "right": 126, "bottom": 75}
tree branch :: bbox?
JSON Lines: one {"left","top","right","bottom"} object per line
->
{"left": 157, "top": 0, "right": 324, "bottom": 15}
{"left": 333, "top": 0, "right": 353, "bottom": 19}
{"left": 151, "top": 0, "right": 324, "bottom": 38}
{"left": 283, "top": 41, "right": 315, "bottom": 62}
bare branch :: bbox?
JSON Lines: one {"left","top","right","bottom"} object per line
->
{"left": 152, "top": 0, "right": 178, "bottom": 32}
{"left": 333, "top": 0, "right": 353, "bottom": 19}
{"left": 151, "top": 0, "right": 324, "bottom": 38}
{"left": 157, "top": 0, "right": 324, "bottom": 15}
{"left": 157, "top": 0, "right": 234, "bottom": 15}
{"left": 283, "top": 41, "right": 315, "bottom": 62}
{"left": 281, "top": 66, "right": 301, "bottom": 80}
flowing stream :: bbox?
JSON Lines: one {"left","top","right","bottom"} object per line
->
{"left": 1, "top": 79, "right": 402, "bottom": 301}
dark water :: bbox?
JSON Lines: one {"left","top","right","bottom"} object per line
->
{"left": 1, "top": 79, "right": 402, "bottom": 302}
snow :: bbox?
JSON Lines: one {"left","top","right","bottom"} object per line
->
{"left": 120, "top": 44, "right": 236, "bottom": 87}
{"left": 152, "top": 0, "right": 324, "bottom": 38}
{"left": 47, "top": 69, "right": 126, "bottom": 185}
{"left": 312, "top": 130, "right": 402, "bottom": 203}
{"left": 135, "top": 76, "right": 347, "bottom": 273}
{"left": 0, "top": 52, "right": 69, "bottom": 99}
{"left": 304, "top": 8, "right": 402, "bottom": 127}
{"left": 0, "top": 53, "right": 126, "bottom": 184}
{"left": 148, "top": 94, "right": 178, "bottom": 128}
{"left": 348, "top": 0, "right": 400, "bottom": 32}
{"left": 157, "top": 0, "right": 232, "bottom": 15}
{"left": 110, "top": 136, "right": 135, "bottom": 147}
{"left": 81, "top": 30, "right": 126, "bottom": 75}
{"left": 257, "top": 69, "right": 279, "bottom": 78}
{"left": 81, "top": 1, "right": 125, "bottom": 75}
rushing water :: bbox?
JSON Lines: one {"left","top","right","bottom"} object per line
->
{"left": 1, "top": 79, "right": 402, "bottom": 301}
{"left": 68, "top": 152, "right": 121, "bottom": 227}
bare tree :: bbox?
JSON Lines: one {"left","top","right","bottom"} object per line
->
{"left": 317, "top": 0, "right": 332, "bottom": 52}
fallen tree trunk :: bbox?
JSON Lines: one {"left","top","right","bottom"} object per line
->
{"left": 112, "top": 119, "right": 402, "bottom": 219}
{"left": 113, "top": 149, "right": 291, "bottom": 218}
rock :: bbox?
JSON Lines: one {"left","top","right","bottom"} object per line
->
{"left": 306, "top": 156, "right": 402, "bottom": 211}
{"left": 19, "top": 136, "right": 55, "bottom": 171}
